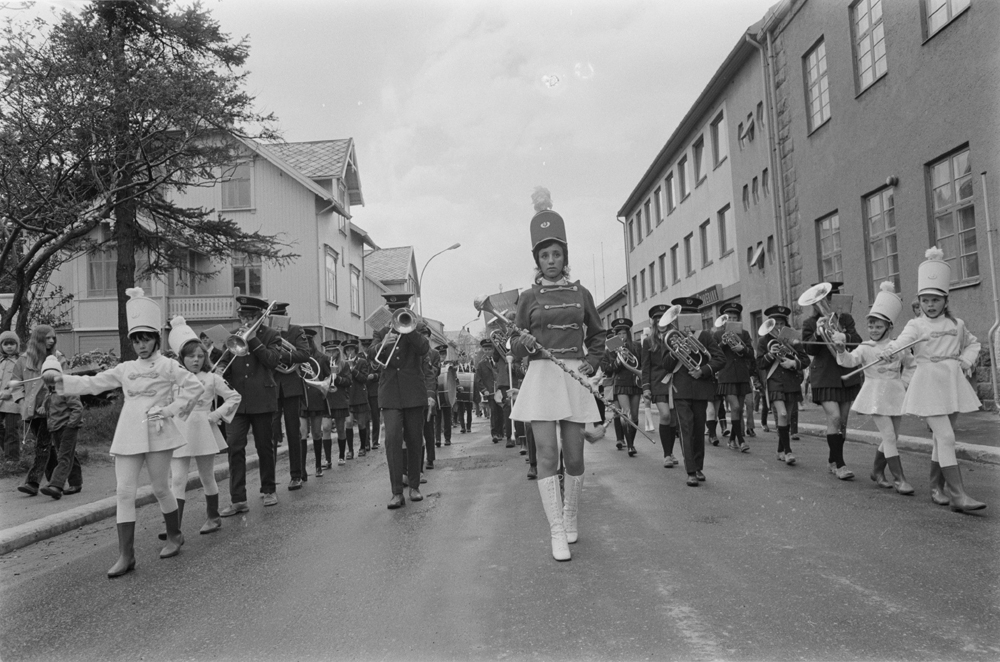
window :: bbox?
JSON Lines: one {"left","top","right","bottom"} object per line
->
{"left": 693, "top": 137, "right": 706, "bottom": 184}
{"left": 338, "top": 214, "right": 348, "bottom": 235}
{"left": 924, "top": 0, "right": 970, "bottom": 38}
{"left": 930, "top": 148, "right": 978, "bottom": 282}
{"left": 853, "top": 0, "right": 887, "bottom": 91}
{"left": 804, "top": 39, "right": 831, "bottom": 132}
{"left": 658, "top": 253, "right": 667, "bottom": 290}
{"left": 632, "top": 276, "right": 638, "bottom": 306}
{"left": 167, "top": 250, "right": 209, "bottom": 295}
{"left": 666, "top": 173, "right": 676, "bottom": 212}
{"left": 628, "top": 220, "right": 635, "bottom": 251}
{"left": 654, "top": 188, "right": 663, "bottom": 225}
{"left": 635, "top": 211, "right": 643, "bottom": 244}
{"left": 718, "top": 204, "right": 731, "bottom": 255}
{"left": 865, "top": 187, "right": 900, "bottom": 296}
{"left": 710, "top": 111, "right": 727, "bottom": 166}
{"left": 767, "top": 235, "right": 775, "bottom": 264}
{"left": 87, "top": 224, "right": 116, "bottom": 297}
{"left": 756, "top": 102, "right": 764, "bottom": 129}
{"left": 752, "top": 177, "right": 759, "bottom": 204}
{"left": 350, "top": 267, "right": 361, "bottom": 315}
{"left": 325, "top": 247, "right": 339, "bottom": 304}
{"left": 737, "top": 122, "right": 745, "bottom": 150}
{"left": 762, "top": 168, "right": 770, "bottom": 196}
{"left": 742, "top": 184, "right": 750, "bottom": 211}
{"left": 649, "top": 262, "right": 656, "bottom": 295}
{"left": 816, "top": 213, "right": 843, "bottom": 282}
{"left": 232, "top": 251, "right": 262, "bottom": 297}
{"left": 684, "top": 233, "right": 694, "bottom": 276}
{"left": 221, "top": 162, "right": 252, "bottom": 210}
{"left": 699, "top": 220, "right": 711, "bottom": 266}
{"left": 678, "top": 155, "right": 689, "bottom": 199}
{"left": 742, "top": 113, "right": 755, "bottom": 143}
{"left": 671, "top": 245, "right": 680, "bottom": 283}
{"left": 640, "top": 269, "right": 647, "bottom": 301}
{"left": 644, "top": 200, "right": 652, "bottom": 235}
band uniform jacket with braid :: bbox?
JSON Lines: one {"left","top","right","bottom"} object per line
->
{"left": 509, "top": 280, "right": 605, "bottom": 371}
{"left": 372, "top": 326, "right": 431, "bottom": 409}
{"left": 802, "top": 313, "right": 863, "bottom": 389}
{"left": 273, "top": 324, "right": 312, "bottom": 398}
{"left": 474, "top": 355, "right": 496, "bottom": 399}
{"left": 756, "top": 336, "right": 811, "bottom": 394}
{"left": 222, "top": 325, "right": 282, "bottom": 414}
{"left": 601, "top": 339, "right": 642, "bottom": 392}
{"left": 641, "top": 332, "right": 725, "bottom": 401}
{"left": 712, "top": 328, "right": 755, "bottom": 385}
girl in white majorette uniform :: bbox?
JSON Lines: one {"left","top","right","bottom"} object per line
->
{"left": 834, "top": 281, "right": 915, "bottom": 495}
{"left": 164, "top": 317, "right": 241, "bottom": 537}
{"left": 42, "top": 288, "right": 204, "bottom": 576}
{"left": 881, "top": 247, "right": 984, "bottom": 512}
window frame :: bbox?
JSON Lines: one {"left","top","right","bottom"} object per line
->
{"left": 684, "top": 233, "right": 694, "bottom": 276}
{"left": 710, "top": 111, "right": 727, "bottom": 167}
{"left": 325, "top": 246, "right": 339, "bottom": 305}
{"left": 863, "top": 186, "right": 900, "bottom": 299}
{"left": 632, "top": 276, "right": 639, "bottom": 306}
{"left": 644, "top": 200, "right": 653, "bottom": 235}
{"left": 678, "top": 155, "right": 690, "bottom": 200}
{"left": 221, "top": 160, "right": 254, "bottom": 211}
{"left": 232, "top": 250, "right": 263, "bottom": 298}
{"left": 693, "top": 135, "right": 706, "bottom": 186}
{"left": 628, "top": 219, "right": 635, "bottom": 251}
{"left": 815, "top": 212, "right": 844, "bottom": 283}
{"left": 718, "top": 204, "right": 732, "bottom": 256}
{"left": 851, "top": 0, "right": 888, "bottom": 93}
{"left": 671, "top": 245, "right": 680, "bottom": 284}
{"left": 635, "top": 211, "right": 644, "bottom": 245}
{"left": 803, "top": 38, "right": 832, "bottom": 133}
{"left": 666, "top": 173, "right": 676, "bottom": 213}
{"left": 654, "top": 187, "right": 663, "bottom": 225}
{"left": 640, "top": 268, "right": 647, "bottom": 301}
{"left": 928, "top": 146, "right": 978, "bottom": 284}
{"left": 350, "top": 266, "right": 361, "bottom": 315}
{"left": 699, "top": 220, "right": 711, "bottom": 267}
{"left": 648, "top": 261, "right": 656, "bottom": 297}
{"left": 658, "top": 253, "right": 667, "bottom": 291}
{"left": 922, "top": 0, "right": 971, "bottom": 40}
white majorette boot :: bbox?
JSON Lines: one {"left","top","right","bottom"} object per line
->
{"left": 562, "top": 473, "right": 583, "bottom": 544}
{"left": 537, "top": 475, "right": 570, "bottom": 561}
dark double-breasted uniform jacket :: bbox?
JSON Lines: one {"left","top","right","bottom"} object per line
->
{"left": 364, "top": 348, "right": 381, "bottom": 406}
{"left": 641, "top": 329, "right": 725, "bottom": 401}
{"left": 474, "top": 355, "right": 497, "bottom": 399}
{"left": 223, "top": 325, "right": 282, "bottom": 414}
{"left": 347, "top": 356, "right": 371, "bottom": 407}
{"left": 712, "top": 328, "right": 755, "bottom": 385}
{"left": 509, "top": 280, "right": 605, "bottom": 370}
{"left": 324, "top": 358, "right": 354, "bottom": 413}
{"left": 600, "top": 339, "right": 642, "bottom": 391}
{"left": 802, "top": 313, "right": 863, "bottom": 389}
{"left": 301, "top": 351, "right": 331, "bottom": 415}
{"left": 756, "top": 336, "right": 811, "bottom": 394}
{"left": 273, "top": 324, "right": 312, "bottom": 398}
{"left": 421, "top": 349, "right": 441, "bottom": 409}
{"left": 372, "top": 326, "right": 431, "bottom": 409}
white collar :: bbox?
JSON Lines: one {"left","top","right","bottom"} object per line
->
{"left": 541, "top": 277, "right": 569, "bottom": 286}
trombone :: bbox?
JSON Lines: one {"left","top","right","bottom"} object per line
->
{"left": 214, "top": 300, "right": 278, "bottom": 374}
{"left": 374, "top": 307, "right": 419, "bottom": 368}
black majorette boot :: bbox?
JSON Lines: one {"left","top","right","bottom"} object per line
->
{"left": 626, "top": 425, "right": 637, "bottom": 456}
{"left": 870, "top": 451, "right": 893, "bottom": 488}
{"left": 107, "top": 522, "right": 136, "bottom": 578}
{"left": 159, "top": 508, "right": 184, "bottom": 559}
{"left": 201, "top": 494, "right": 222, "bottom": 534}
{"left": 885, "top": 456, "right": 913, "bottom": 495}
{"left": 159, "top": 498, "right": 184, "bottom": 540}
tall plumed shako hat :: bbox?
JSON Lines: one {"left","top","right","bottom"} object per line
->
{"left": 126, "top": 287, "right": 161, "bottom": 335}
{"left": 868, "top": 281, "right": 902, "bottom": 325}
{"left": 529, "top": 187, "right": 568, "bottom": 253}
{"left": 917, "top": 246, "right": 950, "bottom": 296}
{"left": 168, "top": 316, "right": 200, "bottom": 354}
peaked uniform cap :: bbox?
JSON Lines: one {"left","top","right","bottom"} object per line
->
{"left": 342, "top": 337, "right": 359, "bottom": 348}
{"left": 719, "top": 302, "right": 743, "bottom": 316}
{"left": 435, "top": 343, "right": 449, "bottom": 351}
{"left": 126, "top": 287, "right": 161, "bottom": 335}
{"left": 270, "top": 302, "right": 290, "bottom": 315}
{"left": 648, "top": 304, "right": 670, "bottom": 320}
{"left": 167, "top": 316, "right": 201, "bottom": 355}
{"left": 359, "top": 337, "right": 373, "bottom": 345}
{"left": 610, "top": 318, "right": 633, "bottom": 331}
{"left": 869, "top": 281, "right": 902, "bottom": 324}
{"left": 302, "top": 328, "right": 317, "bottom": 338}
{"left": 764, "top": 305, "right": 791, "bottom": 320}
{"left": 382, "top": 292, "right": 414, "bottom": 309}
{"left": 917, "top": 246, "right": 950, "bottom": 295}
{"left": 480, "top": 338, "right": 493, "bottom": 348}
{"left": 322, "top": 339, "right": 341, "bottom": 350}
{"left": 235, "top": 295, "right": 269, "bottom": 313}
{"left": 671, "top": 297, "right": 703, "bottom": 313}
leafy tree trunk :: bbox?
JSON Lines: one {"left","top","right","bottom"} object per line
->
{"left": 114, "top": 185, "right": 139, "bottom": 361}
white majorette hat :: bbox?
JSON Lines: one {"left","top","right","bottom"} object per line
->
{"left": 917, "top": 246, "right": 950, "bottom": 296}
{"left": 126, "top": 287, "right": 162, "bottom": 335}
{"left": 168, "top": 316, "right": 200, "bottom": 355}
{"left": 868, "top": 281, "right": 902, "bottom": 325}
{"left": 40, "top": 354, "right": 63, "bottom": 375}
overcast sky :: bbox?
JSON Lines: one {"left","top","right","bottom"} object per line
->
{"left": 15, "top": 0, "right": 777, "bottom": 335}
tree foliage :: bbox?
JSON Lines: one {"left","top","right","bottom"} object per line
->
{"left": 0, "top": 0, "right": 296, "bottom": 354}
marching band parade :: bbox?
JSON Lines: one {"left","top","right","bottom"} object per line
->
{"left": 1, "top": 1, "right": 998, "bottom": 660}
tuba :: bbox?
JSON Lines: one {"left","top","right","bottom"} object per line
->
{"left": 214, "top": 300, "right": 278, "bottom": 374}
{"left": 373, "top": 307, "right": 419, "bottom": 367}
{"left": 275, "top": 337, "right": 301, "bottom": 374}
{"left": 797, "top": 282, "right": 843, "bottom": 351}
{"left": 658, "top": 304, "right": 707, "bottom": 371}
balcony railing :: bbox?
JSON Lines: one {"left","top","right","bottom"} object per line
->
{"left": 167, "top": 295, "right": 235, "bottom": 320}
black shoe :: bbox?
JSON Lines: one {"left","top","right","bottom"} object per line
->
{"left": 435, "top": 442, "right": 442, "bottom": 447}
{"left": 616, "top": 442, "right": 624, "bottom": 451}
{"left": 627, "top": 446, "right": 637, "bottom": 457}
{"left": 762, "top": 424, "right": 770, "bottom": 433}
{"left": 425, "top": 462, "right": 434, "bottom": 470}
{"left": 387, "top": 494, "right": 405, "bottom": 509}
{"left": 444, "top": 440, "right": 451, "bottom": 445}
{"left": 710, "top": 436, "right": 720, "bottom": 447}
{"left": 63, "top": 485, "right": 82, "bottom": 495}
{"left": 527, "top": 466, "right": 537, "bottom": 480}
{"left": 40, "top": 485, "right": 63, "bottom": 500}
{"left": 695, "top": 470, "right": 706, "bottom": 482}
{"left": 17, "top": 482, "right": 39, "bottom": 496}
{"left": 288, "top": 479, "right": 303, "bottom": 491}
{"left": 315, "top": 466, "right": 324, "bottom": 477}
{"left": 492, "top": 437, "right": 499, "bottom": 444}
{"left": 686, "top": 475, "right": 699, "bottom": 487}
{"left": 746, "top": 428, "right": 756, "bottom": 437}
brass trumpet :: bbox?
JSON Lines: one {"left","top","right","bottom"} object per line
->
{"left": 797, "top": 282, "right": 843, "bottom": 351}
{"left": 214, "top": 300, "right": 278, "bottom": 374}
{"left": 374, "top": 307, "right": 419, "bottom": 368}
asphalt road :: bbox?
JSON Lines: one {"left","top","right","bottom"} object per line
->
{"left": 1, "top": 420, "right": 998, "bottom": 662}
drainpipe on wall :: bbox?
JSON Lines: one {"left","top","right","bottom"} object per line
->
{"left": 616, "top": 215, "right": 632, "bottom": 319}
{"left": 980, "top": 172, "right": 1000, "bottom": 412}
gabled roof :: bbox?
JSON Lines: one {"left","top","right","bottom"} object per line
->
{"left": 364, "top": 246, "right": 415, "bottom": 285}
{"left": 267, "top": 139, "right": 365, "bottom": 207}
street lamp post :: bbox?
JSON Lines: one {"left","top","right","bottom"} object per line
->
{"left": 417, "top": 242, "right": 461, "bottom": 316}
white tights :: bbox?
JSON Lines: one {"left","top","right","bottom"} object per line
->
{"left": 170, "top": 455, "right": 219, "bottom": 500}
{"left": 873, "top": 415, "right": 901, "bottom": 458}
{"left": 925, "top": 414, "right": 959, "bottom": 468}
{"left": 114, "top": 451, "right": 176, "bottom": 524}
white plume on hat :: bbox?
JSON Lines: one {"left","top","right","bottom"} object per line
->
{"left": 168, "top": 315, "right": 200, "bottom": 355}
{"left": 917, "top": 245, "right": 950, "bottom": 296}
{"left": 532, "top": 187, "right": 553, "bottom": 212}
{"left": 126, "top": 287, "right": 145, "bottom": 299}
{"left": 924, "top": 246, "right": 945, "bottom": 261}
{"left": 41, "top": 354, "right": 63, "bottom": 374}
{"left": 125, "top": 286, "right": 162, "bottom": 335}
{"left": 869, "top": 280, "right": 902, "bottom": 325}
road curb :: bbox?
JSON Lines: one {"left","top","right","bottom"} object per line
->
{"left": 796, "top": 423, "right": 1000, "bottom": 466}
{"left": 0, "top": 446, "right": 287, "bottom": 557}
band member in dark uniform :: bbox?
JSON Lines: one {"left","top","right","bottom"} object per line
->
{"left": 361, "top": 337, "right": 381, "bottom": 450}
{"left": 322, "top": 340, "right": 353, "bottom": 466}
{"left": 801, "top": 282, "right": 862, "bottom": 480}
{"left": 474, "top": 339, "right": 499, "bottom": 442}
{"left": 300, "top": 330, "right": 330, "bottom": 476}
{"left": 343, "top": 338, "right": 371, "bottom": 457}
{"left": 268, "top": 302, "right": 312, "bottom": 490}
{"left": 373, "top": 293, "right": 432, "bottom": 508}
{"left": 435, "top": 345, "right": 457, "bottom": 447}
{"left": 219, "top": 295, "right": 283, "bottom": 514}
{"left": 420, "top": 327, "right": 440, "bottom": 470}
{"left": 757, "top": 305, "right": 811, "bottom": 466}
{"left": 601, "top": 318, "right": 642, "bottom": 457}
{"left": 642, "top": 304, "right": 677, "bottom": 467}
{"left": 713, "top": 302, "right": 755, "bottom": 453}
{"left": 493, "top": 324, "right": 522, "bottom": 448}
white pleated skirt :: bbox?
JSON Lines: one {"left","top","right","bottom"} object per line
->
{"left": 511, "top": 358, "right": 600, "bottom": 424}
